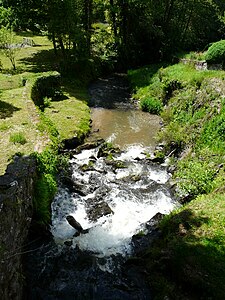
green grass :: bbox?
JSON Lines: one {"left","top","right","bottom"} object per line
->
{"left": 128, "top": 60, "right": 225, "bottom": 299}
{"left": 44, "top": 96, "right": 90, "bottom": 141}
{"left": 179, "top": 51, "right": 206, "bottom": 61}
{"left": 9, "top": 131, "right": 27, "bottom": 144}
{"left": 0, "top": 32, "right": 91, "bottom": 175}
{"left": 148, "top": 192, "right": 225, "bottom": 299}
{"left": 0, "top": 86, "right": 49, "bottom": 174}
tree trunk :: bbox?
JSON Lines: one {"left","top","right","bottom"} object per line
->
{"left": 84, "top": 0, "right": 92, "bottom": 57}
{"left": 110, "top": 0, "right": 117, "bottom": 38}
{"left": 52, "top": 32, "right": 57, "bottom": 56}
{"left": 181, "top": 1, "right": 194, "bottom": 44}
{"left": 58, "top": 35, "right": 65, "bottom": 58}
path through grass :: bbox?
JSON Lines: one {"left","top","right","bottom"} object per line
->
{"left": 0, "top": 34, "right": 90, "bottom": 174}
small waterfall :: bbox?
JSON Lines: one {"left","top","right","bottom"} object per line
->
{"left": 25, "top": 74, "right": 178, "bottom": 299}
{"left": 51, "top": 144, "right": 177, "bottom": 261}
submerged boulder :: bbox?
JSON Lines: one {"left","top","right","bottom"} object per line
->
{"left": 87, "top": 201, "right": 114, "bottom": 222}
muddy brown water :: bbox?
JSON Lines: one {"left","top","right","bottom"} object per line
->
{"left": 89, "top": 73, "right": 162, "bottom": 150}
{"left": 91, "top": 108, "right": 161, "bottom": 150}
{"left": 24, "top": 74, "right": 171, "bottom": 300}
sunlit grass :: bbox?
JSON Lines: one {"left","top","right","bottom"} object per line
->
{"left": 44, "top": 95, "right": 90, "bottom": 141}
{"left": 0, "top": 33, "right": 91, "bottom": 175}
{"left": 0, "top": 86, "right": 49, "bottom": 174}
{"left": 129, "top": 60, "right": 225, "bottom": 298}
{"left": 0, "top": 34, "right": 52, "bottom": 71}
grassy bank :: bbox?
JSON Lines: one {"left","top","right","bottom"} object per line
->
{"left": 0, "top": 33, "right": 92, "bottom": 225}
{"left": 128, "top": 60, "right": 225, "bottom": 299}
{"left": 0, "top": 34, "right": 91, "bottom": 175}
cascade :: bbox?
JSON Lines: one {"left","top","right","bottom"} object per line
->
{"left": 24, "top": 74, "right": 178, "bottom": 299}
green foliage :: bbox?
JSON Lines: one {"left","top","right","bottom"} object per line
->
{"left": 128, "top": 57, "right": 225, "bottom": 299}
{"left": 31, "top": 72, "right": 62, "bottom": 110}
{"left": 0, "top": 4, "right": 14, "bottom": 28}
{"left": 32, "top": 147, "right": 70, "bottom": 225}
{"left": 35, "top": 148, "right": 58, "bottom": 175}
{"left": 200, "top": 99, "right": 225, "bottom": 148}
{"left": 161, "top": 79, "right": 182, "bottom": 104}
{"left": 150, "top": 194, "right": 225, "bottom": 299}
{"left": 140, "top": 96, "right": 162, "bottom": 114}
{"left": 176, "top": 158, "right": 216, "bottom": 197}
{"left": 128, "top": 64, "right": 164, "bottom": 89}
{"left": 0, "top": 27, "right": 19, "bottom": 70}
{"left": 33, "top": 148, "right": 59, "bottom": 225}
{"left": 33, "top": 173, "right": 57, "bottom": 225}
{"left": 91, "top": 23, "right": 117, "bottom": 64}
{"left": 205, "top": 40, "right": 225, "bottom": 64}
{"left": 9, "top": 132, "right": 27, "bottom": 144}
{"left": 2, "top": 0, "right": 225, "bottom": 68}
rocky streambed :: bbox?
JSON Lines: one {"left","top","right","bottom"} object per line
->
{"left": 24, "top": 73, "right": 178, "bottom": 299}
{"left": 24, "top": 140, "right": 178, "bottom": 299}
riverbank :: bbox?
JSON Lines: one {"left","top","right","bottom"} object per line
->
{"left": 0, "top": 34, "right": 92, "bottom": 299}
{"left": 128, "top": 60, "right": 225, "bottom": 299}
{"left": 0, "top": 34, "right": 92, "bottom": 175}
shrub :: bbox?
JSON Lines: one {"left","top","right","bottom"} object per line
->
{"left": 31, "top": 72, "right": 62, "bottom": 110}
{"left": 32, "top": 149, "right": 58, "bottom": 225}
{"left": 162, "top": 79, "right": 182, "bottom": 103}
{"left": 205, "top": 40, "right": 225, "bottom": 64}
{"left": 10, "top": 132, "right": 27, "bottom": 144}
{"left": 176, "top": 159, "right": 216, "bottom": 197}
{"left": 33, "top": 173, "right": 57, "bottom": 225}
{"left": 140, "top": 96, "right": 162, "bottom": 114}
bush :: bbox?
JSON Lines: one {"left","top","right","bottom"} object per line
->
{"left": 32, "top": 149, "right": 58, "bottom": 225}
{"left": 33, "top": 173, "right": 57, "bottom": 225}
{"left": 162, "top": 79, "right": 182, "bottom": 103}
{"left": 205, "top": 40, "right": 225, "bottom": 64}
{"left": 31, "top": 72, "right": 62, "bottom": 110}
{"left": 140, "top": 96, "right": 162, "bottom": 114}
{"left": 176, "top": 158, "right": 216, "bottom": 197}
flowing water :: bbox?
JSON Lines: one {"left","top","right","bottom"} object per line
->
{"left": 51, "top": 144, "right": 175, "bottom": 260}
{"left": 24, "top": 74, "right": 178, "bottom": 299}
{"left": 91, "top": 108, "right": 161, "bottom": 150}
{"left": 51, "top": 74, "right": 176, "bottom": 260}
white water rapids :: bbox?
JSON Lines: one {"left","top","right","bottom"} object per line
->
{"left": 51, "top": 144, "right": 177, "bottom": 260}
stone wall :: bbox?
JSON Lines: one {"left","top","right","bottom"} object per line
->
{"left": 0, "top": 156, "right": 36, "bottom": 300}
{"left": 180, "top": 58, "right": 223, "bottom": 71}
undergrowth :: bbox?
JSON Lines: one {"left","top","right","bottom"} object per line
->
{"left": 32, "top": 148, "right": 59, "bottom": 225}
{"left": 128, "top": 59, "right": 225, "bottom": 299}
{"left": 0, "top": 32, "right": 91, "bottom": 225}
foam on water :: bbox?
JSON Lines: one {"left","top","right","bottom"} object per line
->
{"left": 51, "top": 144, "right": 177, "bottom": 257}
{"left": 118, "top": 144, "right": 147, "bottom": 160}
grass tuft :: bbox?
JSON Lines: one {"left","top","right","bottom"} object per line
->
{"left": 9, "top": 132, "right": 27, "bottom": 145}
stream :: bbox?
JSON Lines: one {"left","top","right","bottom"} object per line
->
{"left": 24, "top": 74, "right": 178, "bottom": 299}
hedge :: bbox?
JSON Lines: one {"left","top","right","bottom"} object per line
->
{"left": 31, "top": 72, "right": 62, "bottom": 110}
{"left": 205, "top": 40, "right": 225, "bottom": 64}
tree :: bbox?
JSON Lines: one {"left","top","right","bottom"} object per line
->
{"left": 0, "top": 27, "right": 19, "bottom": 70}
{"left": 0, "top": 1, "right": 14, "bottom": 28}
{"left": 1, "top": 0, "right": 49, "bottom": 32}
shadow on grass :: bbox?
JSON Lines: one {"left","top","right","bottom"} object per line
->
{"left": 0, "top": 100, "right": 21, "bottom": 119}
{"left": 143, "top": 209, "right": 225, "bottom": 299}
{"left": 61, "top": 78, "right": 89, "bottom": 103}
{"left": 128, "top": 62, "right": 168, "bottom": 89}
{"left": 19, "top": 49, "right": 89, "bottom": 102}
{"left": 19, "top": 49, "right": 60, "bottom": 73}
